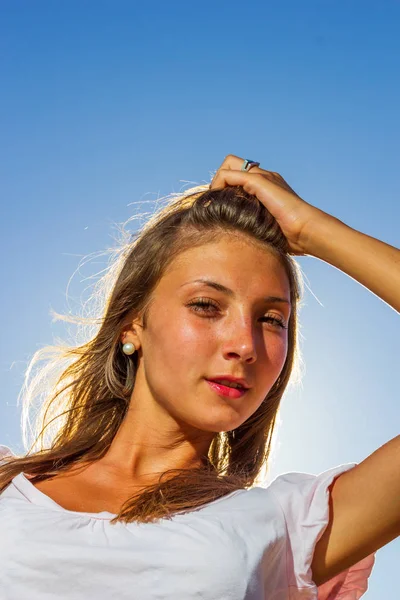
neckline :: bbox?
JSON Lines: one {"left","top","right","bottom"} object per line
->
{"left": 12, "top": 472, "right": 246, "bottom": 522}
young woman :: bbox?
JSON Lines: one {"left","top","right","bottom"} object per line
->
{"left": 0, "top": 154, "right": 398, "bottom": 599}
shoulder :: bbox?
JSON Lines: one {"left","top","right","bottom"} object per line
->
{"left": 266, "top": 463, "right": 357, "bottom": 509}
{"left": 263, "top": 463, "right": 376, "bottom": 595}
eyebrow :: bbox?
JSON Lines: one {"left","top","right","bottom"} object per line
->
{"left": 180, "top": 278, "right": 291, "bottom": 305}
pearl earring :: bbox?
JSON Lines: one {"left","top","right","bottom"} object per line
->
{"left": 122, "top": 342, "right": 136, "bottom": 355}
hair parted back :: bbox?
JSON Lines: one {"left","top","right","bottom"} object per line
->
{"left": 0, "top": 183, "right": 304, "bottom": 525}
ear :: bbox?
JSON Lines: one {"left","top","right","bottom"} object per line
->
{"left": 120, "top": 315, "right": 143, "bottom": 350}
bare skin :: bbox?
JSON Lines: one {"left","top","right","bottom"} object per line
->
{"left": 31, "top": 233, "right": 291, "bottom": 512}
{"left": 31, "top": 155, "right": 400, "bottom": 585}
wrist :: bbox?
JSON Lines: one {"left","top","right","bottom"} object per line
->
{"left": 301, "top": 211, "right": 347, "bottom": 260}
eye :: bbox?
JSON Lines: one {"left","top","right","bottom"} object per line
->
{"left": 187, "top": 299, "right": 220, "bottom": 314}
{"left": 187, "top": 300, "right": 288, "bottom": 329}
{"left": 260, "top": 315, "right": 288, "bottom": 330}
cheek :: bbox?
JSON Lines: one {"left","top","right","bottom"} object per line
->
{"left": 155, "top": 317, "right": 214, "bottom": 369}
{"left": 266, "top": 334, "right": 288, "bottom": 374}
{"left": 175, "top": 314, "right": 216, "bottom": 348}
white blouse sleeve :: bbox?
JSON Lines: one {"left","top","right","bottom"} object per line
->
{"left": 268, "top": 463, "right": 376, "bottom": 600}
{"left": 0, "top": 444, "right": 14, "bottom": 464}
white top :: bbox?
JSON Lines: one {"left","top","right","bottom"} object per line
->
{"left": 0, "top": 444, "right": 375, "bottom": 599}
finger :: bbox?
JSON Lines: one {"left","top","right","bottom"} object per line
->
{"left": 210, "top": 169, "right": 288, "bottom": 212}
{"left": 211, "top": 160, "right": 298, "bottom": 198}
{"left": 221, "top": 154, "right": 264, "bottom": 173}
{"left": 210, "top": 154, "right": 267, "bottom": 186}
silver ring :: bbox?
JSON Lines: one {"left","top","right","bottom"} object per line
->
{"left": 241, "top": 159, "right": 260, "bottom": 171}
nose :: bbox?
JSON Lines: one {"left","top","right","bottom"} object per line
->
{"left": 222, "top": 318, "right": 258, "bottom": 364}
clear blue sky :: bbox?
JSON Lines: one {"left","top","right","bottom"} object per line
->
{"left": 1, "top": 1, "right": 398, "bottom": 597}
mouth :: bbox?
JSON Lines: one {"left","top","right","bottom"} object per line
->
{"left": 205, "top": 379, "right": 249, "bottom": 399}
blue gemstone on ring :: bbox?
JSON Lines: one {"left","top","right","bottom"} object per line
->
{"left": 241, "top": 159, "right": 260, "bottom": 171}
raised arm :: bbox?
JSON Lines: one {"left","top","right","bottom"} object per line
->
{"left": 210, "top": 154, "right": 400, "bottom": 586}
{"left": 304, "top": 212, "right": 400, "bottom": 314}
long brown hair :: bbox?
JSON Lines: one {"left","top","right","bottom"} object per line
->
{"left": 0, "top": 183, "right": 304, "bottom": 525}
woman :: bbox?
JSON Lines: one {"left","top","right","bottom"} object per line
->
{"left": 0, "top": 154, "right": 398, "bottom": 599}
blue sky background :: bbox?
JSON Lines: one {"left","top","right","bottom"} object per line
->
{"left": 0, "top": 1, "right": 398, "bottom": 597}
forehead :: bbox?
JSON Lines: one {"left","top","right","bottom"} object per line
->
{"left": 160, "top": 236, "right": 291, "bottom": 296}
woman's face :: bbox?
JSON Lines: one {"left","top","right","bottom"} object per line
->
{"left": 130, "top": 234, "right": 291, "bottom": 436}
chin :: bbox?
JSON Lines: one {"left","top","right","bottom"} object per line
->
{"left": 196, "top": 414, "right": 245, "bottom": 434}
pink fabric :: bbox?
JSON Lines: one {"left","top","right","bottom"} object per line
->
{"left": 269, "top": 464, "right": 375, "bottom": 599}
{"left": 0, "top": 445, "right": 13, "bottom": 461}
{"left": 0, "top": 445, "right": 375, "bottom": 599}
{"left": 317, "top": 554, "right": 375, "bottom": 600}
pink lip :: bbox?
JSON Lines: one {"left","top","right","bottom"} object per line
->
{"left": 205, "top": 379, "right": 248, "bottom": 399}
